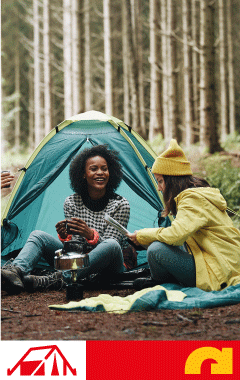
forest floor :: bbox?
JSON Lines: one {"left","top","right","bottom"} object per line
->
{"left": 1, "top": 288, "right": 240, "bottom": 341}
{"left": 1, "top": 146, "right": 240, "bottom": 341}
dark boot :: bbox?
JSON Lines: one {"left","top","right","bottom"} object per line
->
{"left": 23, "top": 271, "right": 65, "bottom": 292}
{"left": 133, "top": 277, "right": 159, "bottom": 291}
{"left": 1, "top": 260, "right": 24, "bottom": 294}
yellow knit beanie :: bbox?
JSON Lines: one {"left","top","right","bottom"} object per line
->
{"left": 151, "top": 139, "right": 192, "bottom": 176}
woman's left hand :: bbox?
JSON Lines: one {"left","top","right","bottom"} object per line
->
{"left": 127, "top": 231, "right": 140, "bottom": 246}
{"left": 66, "top": 217, "right": 94, "bottom": 240}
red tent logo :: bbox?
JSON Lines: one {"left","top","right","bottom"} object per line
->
{"left": 7, "top": 345, "right": 77, "bottom": 376}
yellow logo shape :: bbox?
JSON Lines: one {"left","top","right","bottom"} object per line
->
{"left": 185, "top": 347, "right": 233, "bottom": 374}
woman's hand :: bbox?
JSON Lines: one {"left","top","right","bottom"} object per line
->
{"left": 66, "top": 217, "right": 94, "bottom": 240}
{"left": 127, "top": 231, "right": 140, "bottom": 246}
{"left": 55, "top": 220, "right": 68, "bottom": 239}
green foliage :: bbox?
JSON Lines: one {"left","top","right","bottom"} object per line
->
{"left": 202, "top": 156, "right": 240, "bottom": 228}
{"left": 148, "top": 133, "right": 166, "bottom": 155}
{"left": 221, "top": 133, "right": 240, "bottom": 152}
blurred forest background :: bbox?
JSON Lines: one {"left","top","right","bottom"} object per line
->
{"left": 1, "top": 0, "right": 240, "bottom": 224}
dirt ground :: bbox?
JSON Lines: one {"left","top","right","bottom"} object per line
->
{"left": 1, "top": 287, "right": 240, "bottom": 341}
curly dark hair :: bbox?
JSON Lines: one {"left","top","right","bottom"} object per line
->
{"left": 69, "top": 144, "right": 123, "bottom": 196}
{"left": 162, "top": 175, "right": 210, "bottom": 216}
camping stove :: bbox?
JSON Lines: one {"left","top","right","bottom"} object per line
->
{"left": 54, "top": 242, "right": 89, "bottom": 301}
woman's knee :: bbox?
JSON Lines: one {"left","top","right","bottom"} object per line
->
{"left": 147, "top": 241, "right": 166, "bottom": 262}
{"left": 101, "top": 238, "right": 121, "bottom": 251}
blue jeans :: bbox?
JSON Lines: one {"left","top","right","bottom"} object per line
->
{"left": 13, "top": 230, "right": 125, "bottom": 282}
{"left": 147, "top": 241, "right": 196, "bottom": 287}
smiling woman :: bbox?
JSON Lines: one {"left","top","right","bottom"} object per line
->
{"left": 1, "top": 145, "right": 132, "bottom": 295}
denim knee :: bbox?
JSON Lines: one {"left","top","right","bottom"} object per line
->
{"left": 101, "top": 238, "right": 121, "bottom": 250}
{"left": 28, "top": 230, "right": 48, "bottom": 241}
{"left": 147, "top": 241, "right": 165, "bottom": 263}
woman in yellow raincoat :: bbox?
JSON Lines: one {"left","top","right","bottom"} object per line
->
{"left": 128, "top": 140, "right": 240, "bottom": 292}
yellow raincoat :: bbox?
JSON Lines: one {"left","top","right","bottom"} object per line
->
{"left": 136, "top": 187, "right": 240, "bottom": 291}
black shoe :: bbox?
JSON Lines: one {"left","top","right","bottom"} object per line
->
{"left": 133, "top": 277, "right": 159, "bottom": 291}
{"left": 1, "top": 259, "right": 24, "bottom": 294}
{"left": 23, "top": 271, "right": 65, "bottom": 292}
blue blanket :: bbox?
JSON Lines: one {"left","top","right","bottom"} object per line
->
{"left": 49, "top": 283, "right": 240, "bottom": 313}
{"left": 131, "top": 283, "right": 240, "bottom": 311}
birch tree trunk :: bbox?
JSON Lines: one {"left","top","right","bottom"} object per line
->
{"left": 149, "top": 0, "right": 162, "bottom": 141}
{"left": 135, "top": 0, "right": 145, "bottom": 134}
{"left": 218, "top": 0, "right": 228, "bottom": 141}
{"left": 15, "top": 46, "right": 20, "bottom": 151}
{"left": 125, "top": 0, "right": 141, "bottom": 134}
{"left": 43, "top": 0, "right": 52, "bottom": 134}
{"left": 161, "top": 0, "right": 169, "bottom": 141}
{"left": 84, "top": 0, "right": 91, "bottom": 111}
{"left": 72, "top": 0, "right": 81, "bottom": 115}
{"left": 226, "top": 0, "right": 235, "bottom": 134}
{"left": 103, "top": 0, "right": 113, "bottom": 115}
{"left": 63, "top": 0, "right": 73, "bottom": 118}
{"left": 28, "top": 67, "right": 34, "bottom": 150}
{"left": 182, "top": 0, "right": 193, "bottom": 146}
{"left": 122, "top": 1, "right": 130, "bottom": 125}
{"left": 33, "top": 0, "right": 41, "bottom": 146}
{"left": 199, "top": 1, "right": 221, "bottom": 152}
{"left": 191, "top": 0, "right": 199, "bottom": 128}
{"left": 167, "top": 0, "right": 177, "bottom": 140}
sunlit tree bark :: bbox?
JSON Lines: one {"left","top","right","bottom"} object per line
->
{"left": 167, "top": 0, "right": 177, "bottom": 140}
{"left": 182, "top": 0, "right": 193, "bottom": 146}
{"left": 84, "top": 0, "right": 91, "bottom": 111}
{"left": 72, "top": 0, "right": 81, "bottom": 115}
{"left": 226, "top": 0, "right": 235, "bottom": 134}
{"left": 15, "top": 45, "right": 20, "bottom": 151}
{"left": 43, "top": 0, "right": 52, "bottom": 134}
{"left": 33, "top": 0, "right": 41, "bottom": 146}
{"left": 122, "top": 1, "right": 130, "bottom": 125}
{"left": 219, "top": 0, "right": 228, "bottom": 141}
{"left": 103, "top": 0, "right": 113, "bottom": 115}
{"left": 149, "top": 0, "right": 162, "bottom": 141}
{"left": 161, "top": 0, "right": 169, "bottom": 141}
{"left": 199, "top": 0, "right": 221, "bottom": 152}
{"left": 63, "top": 0, "right": 73, "bottom": 118}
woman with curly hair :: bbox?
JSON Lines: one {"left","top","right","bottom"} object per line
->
{"left": 2, "top": 145, "right": 131, "bottom": 294}
{"left": 128, "top": 139, "right": 240, "bottom": 291}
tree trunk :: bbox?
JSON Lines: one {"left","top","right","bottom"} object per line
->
{"left": 33, "top": 0, "right": 41, "bottom": 146}
{"left": 226, "top": 0, "right": 235, "bottom": 134}
{"left": 103, "top": 0, "right": 113, "bottom": 115}
{"left": 199, "top": 1, "right": 221, "bottom": 152}
{"left": 182, "top": 0, "right": 193, "bottom": 146}
{"left": 191, "top": 0, "right": 199, "bottom": 130}
{"left": 72, "top": 0, "right": 81, "bottom": 115}
{"left": 28, "top": 67, "right": 34, "bottom": 150}
{"left": 167, "top": 0, "right": 177, "bottom": 140}
{"left": 122, "top": 1, "right": 130, "bottom": 125}
{"left": 63, "top": 0, "right": 73, "bottom": 118}
{"left": 84, "top": 0, "right": 91, "bottom": 111}
{"left": 135, "top": 0, "right": 145, "bottom": 135}
{"left": 219, "top": 0, "right": 228, "bottom": 141}
{"left": 160, "top": 0, "right": 169, "bottom": 141}
{"left": 14, "top": 45, "right": 20, "bottom": 151}
{"left": 43, "top": 0, "right": 52, "bottom": 134}
{"left": 149, "top": 0, "right": 162, "bottom": 141}
{"left": 124, "top": 0, "right": 142, "bottom": 134}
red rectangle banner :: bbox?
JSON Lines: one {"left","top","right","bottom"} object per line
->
{"left": 86, "top": 340, "right": 240, "bottom": 380}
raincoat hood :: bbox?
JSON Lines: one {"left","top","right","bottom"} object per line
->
{"left": 176, "top": 187, "right": 227, "bottom": 212}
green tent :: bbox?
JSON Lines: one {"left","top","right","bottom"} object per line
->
{"left": 1, "top": 111, "right": 171, "bottom": 268}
